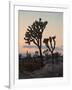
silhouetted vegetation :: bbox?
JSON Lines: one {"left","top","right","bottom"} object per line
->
{"left": 19, "top": 18, "right": 63, "bottom": 79}
{"left": 43, "top": 36, "right": 56, "bottom": 64}
{"left": 24, "top": 18, "right": 48, "bottom": 66}
{"left": 19, "top": 53, "right": 63, "bottom": 79}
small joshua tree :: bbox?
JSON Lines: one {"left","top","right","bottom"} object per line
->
{"left": 43, "top": 36, "right": 56, "bottom": 64}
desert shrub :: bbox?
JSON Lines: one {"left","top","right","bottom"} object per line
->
{"left": 19, "top": 57, "right": 43, "bottom": 72}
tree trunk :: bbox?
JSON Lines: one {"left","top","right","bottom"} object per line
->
{"left": 39, "top": 38, "right": 43, "bottom": 58}
{"left": 51, "top": 52, "right": 54, "bottom": 73}
{"left": 38, "top": 38, "right": 43, "bottom": 67}
{"left": 51, "top": 52, "right": 54, "bottom": 64}
{"left": 39, "top": 46, "right": 42, "bottom": 57}
{"left": 39, "top": 47, "right": 43, "bottom": 67}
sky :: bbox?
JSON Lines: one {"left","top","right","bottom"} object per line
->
{"left": 18, "top": 10, "right": 63, "bottom": 55}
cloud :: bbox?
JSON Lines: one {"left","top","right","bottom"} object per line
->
{"left": 23, "top": 45, "right": 63, "bottom": 51}
{"left": 23, "top": 45, "right": 47, "bottom": 49}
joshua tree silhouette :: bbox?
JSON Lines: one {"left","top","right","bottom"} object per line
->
{"left": 24, "top": 18, "right": 48, "bottom": 62}
{"left": 43, "top": 36, "right": 56, "bottom": 64}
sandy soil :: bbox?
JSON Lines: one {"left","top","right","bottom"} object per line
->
{"left": 19, "top": 62, "right": 63, "bottom": 79}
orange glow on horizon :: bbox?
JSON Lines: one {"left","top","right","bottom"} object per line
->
{"left": 18, "top": 11, "right": 63, "bottom": 54}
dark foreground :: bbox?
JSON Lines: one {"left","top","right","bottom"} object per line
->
{"left": 19, "top": 56, "right": 63, "bottom": 79}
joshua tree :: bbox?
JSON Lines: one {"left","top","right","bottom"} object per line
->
{"left": 24, "top": 18, "right": 48, "bottom": 61}
{"left": 43, "top": 36, "right": 56, "bottom": 64}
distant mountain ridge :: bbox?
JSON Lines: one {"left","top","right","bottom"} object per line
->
{"left": 23, "top": 45, "right": 63, "bottom": 50}
{"left": 19, "top": 45, "right": 63, "bottom": 56}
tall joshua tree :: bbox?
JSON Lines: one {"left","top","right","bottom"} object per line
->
{"left": 24, "top": 18, "right": 48, "bottom": 59}
{"left": 43, "top": 36, "right": 56, "bottom": 64}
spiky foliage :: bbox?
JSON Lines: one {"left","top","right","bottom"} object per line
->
{"left": 24, "top": 18, "right": 48, "bottom": 57}
{"left": 43, "top": 36, "right": 56, "bottom": 64}
{"left": 43, "top": 36, "right": 56, "bottom": 54}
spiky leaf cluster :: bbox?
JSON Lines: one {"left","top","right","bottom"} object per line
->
{"left": 24, "top": 18, "right": 48, "bottom": 46}
{"left": 43, "top": 36, "right": 56, "bottom": 53}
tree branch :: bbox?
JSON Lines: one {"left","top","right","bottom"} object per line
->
{"left": 32, "top": 40, "right": 38, "bottom": 46}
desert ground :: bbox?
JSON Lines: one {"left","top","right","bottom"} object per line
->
{"left": 19, "top": 56, "right": 63, "bottom": 79}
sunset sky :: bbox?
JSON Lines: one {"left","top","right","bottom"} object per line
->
{"left": 18, "top": 10, "right": 63, "bottom": 55}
